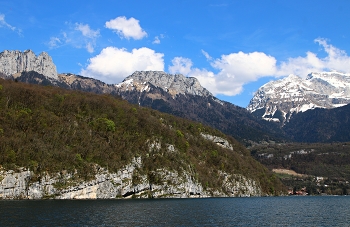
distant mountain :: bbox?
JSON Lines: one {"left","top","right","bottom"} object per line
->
{"left": 4, "top": 50, "right": 350, "bottom": 144}
{"left": 116, "top": 71, "right": 212, "bottom": 98}
{"left": 247, "top": 72, "right": 350, "bottom": 124}
{"left": 114, "top": 71, "right": 285, "bottom": 144}
{"left": 0, "top": 66, "right": 285, "bottom": 144}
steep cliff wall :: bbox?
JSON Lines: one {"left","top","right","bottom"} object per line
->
{"left": 0, "top": 157, "right": 262, "bottom": 199}
{"left": 0, "top": 50, "right": 57, "bottom": 79}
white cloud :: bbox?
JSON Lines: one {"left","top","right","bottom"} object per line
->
{"left": 152, "top": 34, "right": 165, "bottom": 44}
{"left": 168, "top": 57, "right": 193, "bottom": 75}
{"left": 169, "top": 38, "right": 350, "bottom": 96}
{"left": 277, "top": 38, "right": 350, "bottom": 78}
{"left": 169, "top": 52, "right": 277, "bottom": 96}
{"left": 75, "top": 23, "right": 100, "bottom": 39}
{"left": 153, "top": 36, "right": 160, "bottom": 44}
{"left": 74, "top": 23, "right": 100, "bottom": 53}
{"left": 86, "top": 42, "right": 94, "bottom": 53}
{"left": 105, "top": 16, "right": 147, "bottom": 40}
{"left": 48, "top": 37, "right": 61, "bottom": 48}
{"left": 315, "top": 38, "right": 350, "bottom": 72}
{"left": 201, "top": 49, "right": 212, "bottom": 61}
{"left": 212, "top": 51, "right": 277, "bottom": 83}
{"left": 0, "top": 13, "right": 21, "bottom": 34}
{"left": 278, "top": 51, "right": 324, "bottom": 78}
{"left": 81, "top": 47, "right": 164, "bottom": 84}
{"left": 48, "top": 22, "right": 99, "bottom": 53}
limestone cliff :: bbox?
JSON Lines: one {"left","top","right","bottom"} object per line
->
{"left": 0, "top": 157, "right": 262, "bottom": 199}
{"left": 0, "top": 50, "right": 57, "bottom": 79}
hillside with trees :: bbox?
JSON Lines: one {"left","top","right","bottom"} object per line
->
{"left": 3, "top": 71, "right": 286, "bottom": 145}
{"left": 0, "top": 79, "right": 285, "bottom": 196}
{"left": 250, "top": 142, "right": 350, "bottom": 195}
{"left": 284, "top": 105, "right": 350, "bottom": 142}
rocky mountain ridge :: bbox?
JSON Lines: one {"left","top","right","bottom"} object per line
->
{"left": 247, "top": 72, "right": 350, "bottom": 124}
{"left": 116, "top": 71, "right": 213, "bottom": 98}
{"left": 0, "top": 50, "right": 57, "bottom": 79}
{"left": 6, "top": 50, "right": 350, "bottom": 143}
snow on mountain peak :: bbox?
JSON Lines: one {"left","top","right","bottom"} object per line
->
{"left": 247, "top": 71, "right": 350, "bottom": 124}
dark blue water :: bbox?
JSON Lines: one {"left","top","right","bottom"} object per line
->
{"left": 1, "top": 196, "right": 349, "bottom": 226}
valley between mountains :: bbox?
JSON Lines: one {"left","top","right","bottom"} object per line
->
{"left": 1, "top": 50, "right": 350, "bottom": 198}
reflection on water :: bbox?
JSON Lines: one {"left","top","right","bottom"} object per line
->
{"left": 1, "top": 196, "right": 350, "bottom": 226}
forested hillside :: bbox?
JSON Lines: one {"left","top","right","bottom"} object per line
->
{"left": 250, "top": 142, "right": 350, "bottom": 195}
{"left": 3, "top": 71, "right": 286, "bottom": 145}
{"left": 0, "top": 79, "right": 285, "bottom": 196}
{"left": 284, "top": 104, "right": 350, "bottom": 142}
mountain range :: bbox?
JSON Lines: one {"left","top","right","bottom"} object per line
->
{"left": 1, "top": 50, "right": 350, "bottom": 143}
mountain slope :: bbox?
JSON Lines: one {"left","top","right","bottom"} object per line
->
{"left": 250, "top": 142, "right": 350, "bottom": 195}
{"left": 114, "top": 71, "right": 285, "bottom": 144}
{"left": 283, "top": 103, "right": 350, "bottom": 142}
{"left": 248, "top": 72, "right": 350, "bottom": 124}
{"left": 0, "top": 78, "right": 285, "bottom": 198}
{"left": 1, "top": 69, "right": 286, "bottom": 144}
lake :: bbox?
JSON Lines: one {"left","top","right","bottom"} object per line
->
{"left": 1, "top": 196, "right": 349, "bottom": 226}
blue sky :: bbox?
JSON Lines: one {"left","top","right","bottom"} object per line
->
{"left": 1, "top": 0, "right": 350, "bottom": 107}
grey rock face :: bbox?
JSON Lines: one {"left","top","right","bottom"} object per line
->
{"left": 219, "top": 172, "right": 262, "bottom": 197}
{"left": 0, "top": 50, "right": 57, "bottom": 79}
{"left": 116, "top": 71, "right": 212, "bottom": 97}
{"left": 201, "top": 133, "right": 233, "bottom": 150}
{"left": 247, "top": 72, "right": 350, "bottom": 123}
{"left": 0, "top": 156, "right": 263, "bottom": 199}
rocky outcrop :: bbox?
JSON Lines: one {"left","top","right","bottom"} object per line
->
{"left": 201, "top": 133, "right": 233, "bottom": 150}
{"left": 219, "top": 172, "right": 262, "bottom": 197}
{"left": 0, "top": 50, "right": 57, "bottom": 79}
{"left": 116, "top": 71, "right": 212, "bottom": 98}
{"left": 57, "top": 73, "right": 116, "bottom": 94}
{"left": 0, "top": 157, "right": 263, "bottom": 199}
{"left": 247, "top": 72, "right": 350, "bottom": 124}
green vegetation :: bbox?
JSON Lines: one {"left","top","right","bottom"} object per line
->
{"left": 0, "top": 79, "right": 284, "bottom": 195}
{"left": 250, "top": 142, "right": 350, "bottom": 195}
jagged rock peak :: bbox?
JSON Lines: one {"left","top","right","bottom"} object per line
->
{"left": 247, "top": 71, "right": 350, "bottom": 124}
{"left": 0, "top": 49, "right": 57, "bottom": 79}
{"left": 116, "top": 71, "right": 213, "bottom": 97}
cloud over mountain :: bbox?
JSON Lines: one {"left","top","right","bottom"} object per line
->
{"left": 277, "top": 38, "right": 350, "bottom": 77}
{"left": 169, "top": 38, "right": 350, "bottom": 96}
{"left": 81, "top": 46, "right": 164, "bottom": 83}
{"left": 48, "top": 22, "right": 100, "bottom": 53}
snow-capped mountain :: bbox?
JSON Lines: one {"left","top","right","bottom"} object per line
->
{"left": 247, "top": 71, "right": 350, "bottom": 124}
